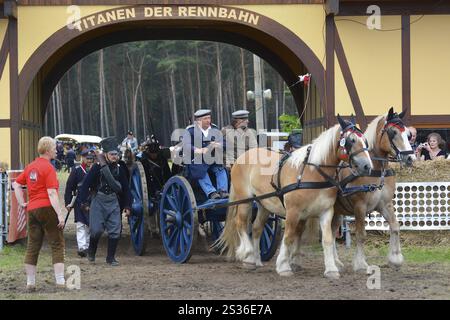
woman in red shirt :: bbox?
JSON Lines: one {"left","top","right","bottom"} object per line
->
{"left": 13, "top": 136, "right": 65, "bottom": 291}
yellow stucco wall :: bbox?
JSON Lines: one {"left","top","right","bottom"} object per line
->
{"left": 0, "top": 56, "right": 10, "bottom": 119}
{"left": 237, "top": 4, "right": 325, "bottom": 65}
{"left": 335, "top": 16, "right": 402, "bottom": 116}
{"left": 0, "top": 20, "right": 9, "bottom": 119}
{"left": 411, "top": 15, "right": 450, "bottom": 116}
{"left": 18, "top": 6, "right": 121, "bottom": 73}
{"left": 0, "top": 20, "right": 7, "bottom": 45}
{"left": 0, "top": 128, "right": 11, "bottom": 165}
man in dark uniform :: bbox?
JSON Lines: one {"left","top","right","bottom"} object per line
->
{"left": 65, "top": 144, "right": 76, "bottom": 173}
{"left": 64, "top": 148, "right": 94, "bottom": 257}
{"left": 78, "top": 137, "right": 132, "bottom": 266}
{"left": 140, "top": 135, "right": 173, "bottom": 192}
{"left": 284, "top": 131, "right": 303, "bottom": 153}
{"left": 183, "top": 109, "right": 228, "bottom": 199}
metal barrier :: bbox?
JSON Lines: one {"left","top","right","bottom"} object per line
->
{"left": 342, "top": 181, "right": 450, "bottom": 247}
{"left": 366, "top": 182, "right": 450, "bottom": 231}
{"left": 0, "top": 172, "right": 8, "bottom": 251}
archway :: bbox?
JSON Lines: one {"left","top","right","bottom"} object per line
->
{"left": 17, "top": 5, "right": 326, "bottom": 167}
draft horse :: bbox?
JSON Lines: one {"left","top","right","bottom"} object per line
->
{"left": 214, "top": 115, "right": 373, "bottom": 278}
{"left": 331, "top": 107, "right": 415, "bottom": 272}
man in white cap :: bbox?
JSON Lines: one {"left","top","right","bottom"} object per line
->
{"left": 183, "top": 109, "right": 228, "bottom": 200}
{"left": 222, "top": 109, "right": 258, "bottom": 169}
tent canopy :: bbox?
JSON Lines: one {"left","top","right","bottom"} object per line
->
{"left": 55, "top": 134, "right": 102, "bottom": 144}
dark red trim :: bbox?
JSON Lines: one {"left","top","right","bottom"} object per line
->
{"left": 0, "top": 119, "right": 10, "bottom": 127}
{"left": 334, "top": 115, "right": 450, "bottom": 128}
{"left": 9, "top": 17, "right": 19, "bottom": 169}
{"left": 401, "top": 15, "right": 411, "bottom": 123}
{"left": 334, "top": 22, "right": 368, "bottom": 130}
{"left": 325, "top": 15, "right": 335, "bottom": 128}
{"left": 0, "top": 25, "right": 8, "bottom": 78}
{"left": 339, "top": 1, "right": 450, "bottom": 16}
{"left": 17, "top": 0, "right": 324, "bottom": 4}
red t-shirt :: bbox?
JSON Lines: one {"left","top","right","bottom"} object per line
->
{"left": 15, "top": 157, "right": 59, "bottom": 211}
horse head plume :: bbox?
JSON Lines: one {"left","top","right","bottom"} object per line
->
{"left": 337, "top": 114, "right": 351, "bottom": 131}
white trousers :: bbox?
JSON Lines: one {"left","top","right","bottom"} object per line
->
{"left": 76, "top": 222, "right": 90, "bottom": 251}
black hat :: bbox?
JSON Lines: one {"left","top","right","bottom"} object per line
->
{"left": 80, "top": 149, "right": 90, "bottom": 157}
{"left": 288, "top": 132, "right": 303, "bottom": 149}
{"left": 101, "top": 137, "right": 119, "bottom": 153}
{"left": 127, "top": 130, "right": 133, "bottom": 135}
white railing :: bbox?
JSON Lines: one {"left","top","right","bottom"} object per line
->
{"left": 364, "top": 182, "right": 450, "bottom": 231}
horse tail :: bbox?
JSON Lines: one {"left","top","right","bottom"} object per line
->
{"left": 211, "top": 185, "right": 240, "bottom": 259}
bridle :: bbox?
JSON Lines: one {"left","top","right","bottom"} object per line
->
{"left": 380, "top": 117, "right": 414, "bottom": 162}
{"left": 338, "top": 123, "right": 370, "bottom": 167}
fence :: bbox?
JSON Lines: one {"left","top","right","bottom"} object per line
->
{"left": 0, "top": 172, "right": 9, "bottom": 251}
{"left": 343, "top": 181, "right": 450, "bottom": 247}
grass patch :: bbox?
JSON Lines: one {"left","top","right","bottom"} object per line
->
{"left": 376, "top": 245, "right": 450, "bottom": 264}
{"left": 0, "top": 242, "right": 52, "bottom": 272}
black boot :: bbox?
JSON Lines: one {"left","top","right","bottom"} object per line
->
{"left": 106, "top": 238, "right": 119, "bottom": 266}
{"left": 88, "top": 236, "right": 100, "bottom": 263}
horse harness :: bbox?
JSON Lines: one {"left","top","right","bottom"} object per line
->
{"left": 210, "top": 123, "right": 369, "bottom": 210}
{"left": 336, "top": 114, "right": 411, "bottom": 216}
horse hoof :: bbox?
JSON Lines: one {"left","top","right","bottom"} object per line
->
{"left": 388, "top": 254, "right": 404, "bottom": 268}
{"left": 353, "top": 266, "right": 369, "bottom": 274}
{"left": 279, "top": 270, "right": 294, "bottom": 277}
{"left": 324, "top": 271, "right": 340, "bottom": 279}
{"left": 242, "top": 262, "right": 257, "bottom": 270}
{"left": 290, "top": 264, "right": 302, "bottom": 272}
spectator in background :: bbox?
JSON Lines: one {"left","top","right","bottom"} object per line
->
{"left": 12, "top": 136, "right": 65, "bottom": 291}
{"left": 65, "top": 144, "right": 76, "bottom": 173}
{"left": 284, "top": 132, "right": 303, "bottom": 153}
{"left": 407, "top": 126, "right": 418, "bottom": 152}
{"left": 416, "top": 132, "right": 447, "bottom": 161}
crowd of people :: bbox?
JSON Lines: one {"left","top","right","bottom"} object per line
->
{"left": 408, "top": 126, "right": 449, "bottom": 160}
{"left": 9, "top": 114, "right": 450, "bottom": 292}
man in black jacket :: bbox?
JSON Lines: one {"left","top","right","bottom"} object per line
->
{"left": 78, "top": 137, "right": 131, "bottom": 266}
{"left": 64, "top": 148, "right": 94, "bottom": 258}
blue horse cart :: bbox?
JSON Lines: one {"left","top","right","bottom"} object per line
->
{"left": 127, "top": 155, "right": 282, "bottom": 264}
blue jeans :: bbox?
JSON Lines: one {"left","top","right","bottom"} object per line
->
{"left": 198, "top": 166, "right": 228, "bottom": 197}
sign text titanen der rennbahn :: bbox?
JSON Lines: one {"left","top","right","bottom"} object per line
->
{"left": 73, "top": 6, "right": 260, "bottom": 32}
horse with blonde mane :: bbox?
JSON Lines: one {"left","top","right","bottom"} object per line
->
{"left": 214, "top": 115, "right": 373, "bottom": 279}
{"left": 329, "top": 107, "right": 415, "bottom": 273}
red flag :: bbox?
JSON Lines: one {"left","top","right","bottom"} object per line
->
{"left": 7, "top": 170, "right": 27, "bottom": 243}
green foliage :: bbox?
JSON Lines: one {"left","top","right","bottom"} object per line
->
{"left": 278, "top": 113, "right": 301, "bottom": 133}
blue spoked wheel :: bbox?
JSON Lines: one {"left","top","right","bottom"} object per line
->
{"left": 128, "top": 163, "right": 150, "bottom": 256}
{"left": 259, "top": 214, "right": 282, "bottom": 262}
{"left": 160, "top": 176, "right": 197, "bottom": 263}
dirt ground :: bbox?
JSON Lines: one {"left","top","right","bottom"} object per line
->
{"left": 1, "top": 217, "right": 449, "bottom": 300}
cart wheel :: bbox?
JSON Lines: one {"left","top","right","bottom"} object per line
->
{"left": 160, "top": 176, "right": 197, "bottom": 263}
{"left": 128, "top": 163, "right": 150, "bottom": 256}
{"left": 259, "top": 214, "right": 282, "bottom": 262}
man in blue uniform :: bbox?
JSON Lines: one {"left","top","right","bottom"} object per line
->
{"left": 78, "top": 137, "right": 132, "bottom": 266}
{"left": 64, "top": 149, "right": 94, "bottom": 257}
{"left": 183, "top": 109, "right": 228, "bottom": 199}
{"left": 65, "top": 144, "right": 76, "bottom": 173}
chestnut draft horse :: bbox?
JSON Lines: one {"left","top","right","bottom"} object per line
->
{"left": 329, "top": 108, "right": 415, "bottom": 273}
{"left": 214, "top": 116, "right": 373, "bottom": 279}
